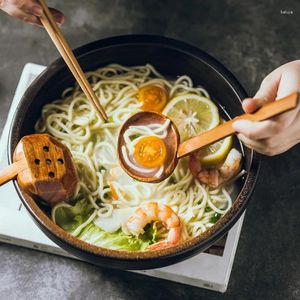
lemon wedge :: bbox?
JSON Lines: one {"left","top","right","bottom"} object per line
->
{"left": 199, "top": 135, "right": 233, "bottom": 167}
{"left": 163, "top": 94, "right": 219, "bottom": 142}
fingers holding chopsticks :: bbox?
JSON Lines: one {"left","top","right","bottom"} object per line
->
{"left": 0, "top": 0, "right": 64, "bottom": 26}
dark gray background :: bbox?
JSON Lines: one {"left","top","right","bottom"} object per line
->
{"left": 0, "top": 0, "right": 299, "bottom": 299}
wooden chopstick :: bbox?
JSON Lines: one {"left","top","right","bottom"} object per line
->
{"left": 38, "top": 0, "right": 108, "bottom": 122}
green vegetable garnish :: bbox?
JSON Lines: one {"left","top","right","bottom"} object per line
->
{"left": 54, "top": 199, "right": 94, "bottom": 232}
{"left": 77, "top": 222, "right": 159, "bottom": 251}
{"left": 131, "top": 134, "right": 140, "bottom": 140}
{"left": 169, "top": 177, "right": 177, "bottom": 184}
{"left": 210, "top": 213, "right": 221, "bottom": 224}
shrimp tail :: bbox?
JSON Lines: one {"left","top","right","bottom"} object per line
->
{"left": 126, "top": 202, "right": 182, "bottom": 251}
{"left": 189, "top": 148, "right": 242, "bottom": 188}
{"left": 146, "top": 226, "right": 182, "bottom": 251}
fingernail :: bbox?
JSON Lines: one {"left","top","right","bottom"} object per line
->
{"left": 232, "top": 121, "right": 240, "bottom": 130}
{"left": 55, "top": 15, "right": 64, "bottom": 25}
{"left": 232, "top": 120, "right": 249, "bottom": 131}
{"left": 56, "top": 20, "right": 63, "bottom": 26}
{"left": 32, "top": 5, "right": 43, "bottom": 16}
{"left": 242, "top": 98, "right": 259, "bottom": 113}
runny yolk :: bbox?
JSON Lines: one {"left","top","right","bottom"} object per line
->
{"left": 134, "top": 136, "right": 167, "bottom": 168}
{"left": 137, "top": 85, "right": 167, "bottom": 112}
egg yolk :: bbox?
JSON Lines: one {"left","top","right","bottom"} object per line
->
{"left": 134, "top": 136, "right": 167, "bottom": 168}
{"left": 138, "top": 85, "right": 167, "bottom": 112}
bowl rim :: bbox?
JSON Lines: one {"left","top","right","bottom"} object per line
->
{"left": 8, "top": 34, "right": 260, "bottom": 268}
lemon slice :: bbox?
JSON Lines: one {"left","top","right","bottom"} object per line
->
{"left": 199, "top": 135, "right": 233, "bottom": 167}
{"left": 163, "top": 94, "right": 219, "bottom": 141}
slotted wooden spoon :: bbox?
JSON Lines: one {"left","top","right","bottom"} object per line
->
{"left": 118, "top": 92, "right": 299, "bottom": 183}
{"left": 0, "top": 134, "right": 78, "bottom": 205}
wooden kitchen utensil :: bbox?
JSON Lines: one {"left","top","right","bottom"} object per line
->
{"left": 38, "top": 0, "right": 108, "bottom": 122}
{"left": 117, "top": 92, "right": 299, "bottom": 183}
{"left": 0, "top": 134, "right": 78, "bottom": 205}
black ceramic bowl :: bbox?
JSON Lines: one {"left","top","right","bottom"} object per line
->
{"left": 8, "top": 35, "right": 260, "bottom": 269}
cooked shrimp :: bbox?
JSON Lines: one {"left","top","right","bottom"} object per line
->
{"left": 125, "top": 202, "right": 182, "bottom": 250}
{"left": 189, "top": 148, "right": 242, "bottom": 188}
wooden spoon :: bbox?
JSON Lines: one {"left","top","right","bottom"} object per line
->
{"left": 0, "top": 134, "right": 78, "bottom": 205}
{"left": 117, "top": 92, "right": 298, "bottom": 183}
{"left": 117, "top": 112, "right": 180, "bottom": 183}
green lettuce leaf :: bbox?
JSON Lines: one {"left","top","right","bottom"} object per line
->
{"left": 54, "top": 199, "right": 159, "bottom": 251}
{"left": 54, "top": 199, "right": 94, "bottom": 233}
{"left": 78, "top": 222, "right": 159, "bottom": 251}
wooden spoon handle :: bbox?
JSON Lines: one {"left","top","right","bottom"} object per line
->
{"left": 0, "top": 160, "right": 27, "bottom": 186}
{"left": 177, "top": 92, "right": 299, "bottom": 158}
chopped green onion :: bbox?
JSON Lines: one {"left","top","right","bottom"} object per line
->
{"left": 205, "top": 207, "right": 212, "bottom": 213}
{"left": 169, "top": 177, "right": 177, "bottom": 184}
{"left": 210, "top": 213, "right": 221, "bottom": 224}
{"left": 131, "top": 134, "right": 140, "bottom": 140}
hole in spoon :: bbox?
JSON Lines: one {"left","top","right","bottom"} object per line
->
{"left": 48, "top": 172, "right": 55, "bottom": 178}
{"left": 43, "top": 146, "right": 49, "bottom": 152}
{"left": 34, "top": 159, "right": 40, "bottom": 165}
{"left": 57, "top": 158, "right": 64, "bottom": 164}
{"left": 46, "top": 159, "right": 51, "bottom": 165}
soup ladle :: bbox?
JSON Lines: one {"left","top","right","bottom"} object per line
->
{"left": 117, "top": 92, "right": 298, "bottom": 183}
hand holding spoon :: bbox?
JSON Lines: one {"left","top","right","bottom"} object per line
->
{"left": 117, "top": 92, "right": 298, "bottom": 183}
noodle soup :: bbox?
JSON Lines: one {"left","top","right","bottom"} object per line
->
{"left": 35, "top": 64, "right": 240, "bottom": 251}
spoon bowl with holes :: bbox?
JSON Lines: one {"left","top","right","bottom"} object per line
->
{"left": 0, "top": 133, "right": 78, "bottom": 205}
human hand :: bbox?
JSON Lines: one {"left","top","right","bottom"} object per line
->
{"left": 232, "top": 60, "right": 300, "bottom": 156}
{"left": 0, "top": 0, "right": 64, "bottom": 26}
